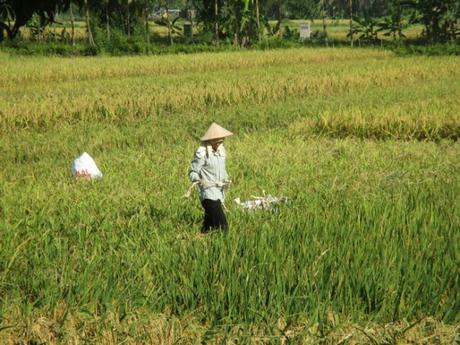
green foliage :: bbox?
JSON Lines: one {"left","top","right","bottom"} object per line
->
{"left": 153, "top": 12, "right": 182, "bottom": 45}
{"left": 0, "top": 48, "right": 459, "bottom": 341}
{"left": 375, "top": 0, "right": 411, "bottom": 42}
{"left": 2, "top": 0, "right": 71, "bottom": 39}
{"left": 0, "top": 37, "right": 248, "bottom": 55}
{"left": 254, "top": 35, "right": 299, "bottom": 49}
{"left": 284, "top": 0, "right": 319, "bottom": 19}
{"left": 391, "top": 42, "right": 460, "bottom": 56}
{"left": 406, "top": 0, "right": 460, "bottom": 42}
{"left": 26, "top": 14, "right": 46, "bottom": 41}
{"left": 0, "top": 39, "right": 97, "bottom": 55}
{"left": 348, "top": 16, "right": 380, "bottom": 43}
{"left": 281, "top": 24, "right": 298, "bottom": 39}
{"left": 310, "top": 29, "right": 328, "bottom": 43}
{"left": 0, "top": 0, "right": 14, "bottom": 40}
{"left": 263, "top": 18, "right": 281, "bottom": 37}
{"left": 215, "top": 0, "right": 260, "bottom": 46}
{"left": 378, "top": 16, "right": 408, "bottom": 41}
{"left": 0, "top": 0, "right": 459, "bottom": 47}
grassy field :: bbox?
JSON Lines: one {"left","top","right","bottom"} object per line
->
{"left": 0, "top": 48, "right": 459, "bottom": 344}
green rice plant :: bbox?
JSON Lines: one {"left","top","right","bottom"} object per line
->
{"left": 0, "top": 48, "right": 459, "bottom": 343}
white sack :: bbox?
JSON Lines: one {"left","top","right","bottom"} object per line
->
{"left": 234, "top": 194, "right": 287, "bottom": 211}
{"left": 71, "top": 152, "right": 103, "bottom": 179}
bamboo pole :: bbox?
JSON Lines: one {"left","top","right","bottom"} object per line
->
{"left": 84, "top": 0, "right": 95, "bottom": 47}
{"left": 349, "top": 0, "right": 353, "bottom": 47}
{"left": 255, "top": 0, "right": 260, "bottom": 40}
{"left": 69, "top": 4, "right": 75, "bottom": 46}
{"left": 106, "top": 3, "right": 110, "bottom": 41}
{"left": 322, "top": 0, "right": 328, "bottom": 46}
{"left": 214, "top": 0, "right": 219, "bottom": 45}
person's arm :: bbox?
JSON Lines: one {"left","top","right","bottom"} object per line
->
{"left": 222, "top": 163, "right": 229, "bottom": 183}
{"left": 221, "top": 147, "right": 229, "bottom": 182}
{"left": 189, "top": 146, "right": 205, "bottom": 182}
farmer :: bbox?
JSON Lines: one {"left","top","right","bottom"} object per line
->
{"left": 189, "top": 122, "right": 233, "bottom": 232}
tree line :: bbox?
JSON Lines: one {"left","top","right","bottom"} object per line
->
{"left": 1, "top": 0, "right": 459, "bottom": 45}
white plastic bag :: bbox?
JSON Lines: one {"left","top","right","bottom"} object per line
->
{"left": 71, "top": 152, "right": 103, "bottom": 179}
{"left": 234, "top": 192, "right": 288, "bottom": 211}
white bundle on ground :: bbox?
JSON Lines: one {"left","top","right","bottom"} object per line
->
{"left": 234, "top": 192, "right": 288, "bottom": 211}
{"left": 71, "top": 152, "right": 103, "bottom": 179}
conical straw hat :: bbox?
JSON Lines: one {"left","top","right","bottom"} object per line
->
{"left": 200, "top": 123, "right": 233, "bottom": 141}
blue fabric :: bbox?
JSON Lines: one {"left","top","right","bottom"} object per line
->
{"left": 189, "top": 144, "right": 229, "bottom": 201}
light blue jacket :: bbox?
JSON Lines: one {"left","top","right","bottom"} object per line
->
{"left": 189, "top": 144, "right": 229, "bottom": 201}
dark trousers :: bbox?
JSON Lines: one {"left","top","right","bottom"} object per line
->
{"left": 201, "top": 199, "right": 228, "bottom": 232}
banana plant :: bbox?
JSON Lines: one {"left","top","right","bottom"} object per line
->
{"left": 347, "top": 15, "right": 380, "bottom": 43}
{"left": 0, "top": 0, "right": 14, "bottom": 40}
{"left": 264, "top": 20, "right": 280, "bottom": 37}
{"left": 377, "top": 0, "right": 410, "bottom": 42}
{"left": 239, "top": 0, "right": 253, "bottom": 32}
{"left": 378, "top": 16, "right": 408, "bottom": 42}
{"left": 27, "top": 13, "right": 46, "bottom": 41}
{"left": 221, "top": 0, "right": 258, "bottom": 46}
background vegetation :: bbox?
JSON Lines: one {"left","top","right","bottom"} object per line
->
{"left": 0, "top": 0, "right": 459, "bottom": 55}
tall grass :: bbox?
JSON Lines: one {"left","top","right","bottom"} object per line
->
{"left": 0, "top": 48, "right": 459, "bottom": 343}
{"left": 1, "top": 49, "right": 459, "bottom": 140}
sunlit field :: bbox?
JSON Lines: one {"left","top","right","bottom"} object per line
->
{"left": 0, "top": 48, "right": 459, "bottom": 344}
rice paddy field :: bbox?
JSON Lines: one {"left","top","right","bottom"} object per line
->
{"left": 0, "top": 48, "right": 459, "bottom": 344}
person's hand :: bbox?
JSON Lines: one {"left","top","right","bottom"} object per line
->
{"left": 223, "top": 180, "right": 231, "bottom": 192}
{"left": 200, "top": 178, "right": 211, "bottom": 187}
